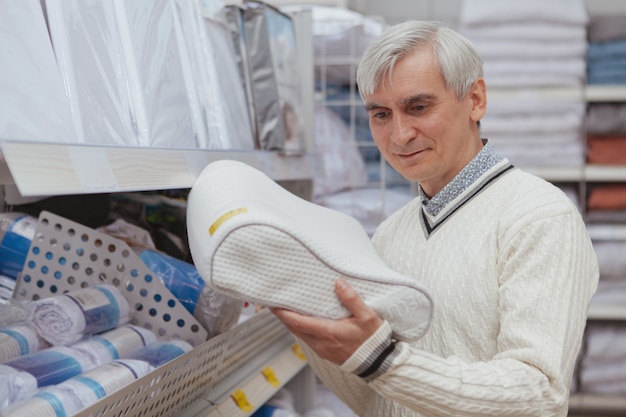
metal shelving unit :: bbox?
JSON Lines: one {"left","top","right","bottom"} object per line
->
{"left": 0, "top": 5, "right": 319, "bottom": 417}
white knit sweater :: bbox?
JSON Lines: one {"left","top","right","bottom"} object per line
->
{"left": 302, "top": 149, "right": 599, "bottom": 417}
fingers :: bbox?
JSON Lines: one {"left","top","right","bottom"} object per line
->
{"left": 335, "top": 279, "right": 372, "bottom": 319}
{"left": 335, "top": 279, "right": 384, "bottom": 333}
{"left": 270, "top": 307, "right": 327, "bottom": 338}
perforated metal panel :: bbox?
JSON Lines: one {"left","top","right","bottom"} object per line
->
{"left": 12, "top": 210, "right": 207, "bottom": 346}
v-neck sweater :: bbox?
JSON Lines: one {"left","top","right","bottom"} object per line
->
{"left": 300, "top": 148, "right": 598, "bottom": 417}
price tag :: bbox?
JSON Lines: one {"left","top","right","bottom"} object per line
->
{"left": 261, "top": 366, "right": 280, "bottom": 387}
{"left": 231, "top": 389, "right": 254, "bottom": 412}
{"left": 292, "top": 344, "right": 307, "bottom": 361}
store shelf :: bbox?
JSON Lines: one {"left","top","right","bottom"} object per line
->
{"left": 587, "top": 224, "right": 626, "bottom": 241}
{"left": 587, "top": 304, "right": 626, "bottom": 321}
{"left": 487, "top": 86, "right": 585, "bottom": 101}
{"left": 585, "top": 85, "right": 626, "bottom": 103}
{"left": 519, "top": 165, "right": 585, "bottom": 182}
{"left": 584, "top": 165, "right": 626, "bottom": 182}
{"left": 569, "top": 393, "right": 626, "bottom": 413}
{"left": 0, "top": 140, "right": 316, "bottom": 197}
{"left": 209, "top": 344, "right": 309, "bottom": 417}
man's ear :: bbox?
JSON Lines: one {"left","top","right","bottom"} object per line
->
{"left": 469, "top": 77, "right": 487, "bottom": 123}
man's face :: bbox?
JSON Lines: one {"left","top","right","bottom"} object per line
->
{"left": 364, "top": 47, "right": 485, "bottom": 197}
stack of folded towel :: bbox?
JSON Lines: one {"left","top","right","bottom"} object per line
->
{"left": 584, "top": 15, "right": 626, "bottom": 183}
{"left": 459, "top": 0, "right": 588, "bottom": 168}
{"left": 587, "top": 16, "right": 626, "bottom": 85}
{"left": 580, "top": 321, "right": 626, "bottom": 395}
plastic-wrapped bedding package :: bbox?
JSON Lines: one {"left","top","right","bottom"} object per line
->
{"left": 224, "top": 2, "right": 306, "bottom": 153}
{"left": 0, "top": 276, "right": 16, "bottom": 304}
{"left": 71, "top": 324, "right": 157, "bottom": 367}
{"left": 0, "top": 359, "right": 153, "bottom": 417}
{"left": 44, "top": 0, "right": 197, "bottom": 148}
{"left": 221, "top": 5, "right": 258, "bottom": 146}
{"left": 0, "top": 0, "right": 78, "bottom": 144}
{"left": 116, "top": 0, "right": 198, "bottom": 149}
{"left": 136, "top": 248, "right": 242, "bottom": 338}
{"left": 0, "top": 213, "right": 37, "bottom": 281}
{"left": 0, "top": 324, "right": 46, "bottom": 364}
{"left": 44, "top": 0, "right": 137, "bottom": 146}
{"left": 127, "top": 340, "right": 193, "bottom": 368}
{"left": 30, "top": 285, "right": 131, "bottom": 347}
{"left": 172, "top": 0, "right": 256, "bottom": 150}
{"left": 0, "top": 386, "right": 83, "bottom": 417}
{"left": 0, "top": 345, "right": 95, "bottom": 407}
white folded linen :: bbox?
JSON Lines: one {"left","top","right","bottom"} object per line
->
{"left": 584, "top": 323, "right": 626, "bottom": 362}
{"left": 0, "top": 325, "right": 44, "bottom": 363}
{"left": 592, "top": 242, "right": 626, "bottom": 279}
{"left": 461, "top": 22, "right": 586, "bottom": 42}
{"left": 580, "top": 359, "right": 626, "bottom": 387}
{"left": 493, "top": 141, "right": 585, "bottom": 167}
{"left": 71, "top": 324, "right": 157, "bottom": 366}
{"left": 471, "top": 39, "right": 587, "bottom": 59}
{"left": 481, "top": 112, "right": 583, "bottom": 135}
{"left": 0, "top": 346, "right": 94, "bottom": 407}
{"left": 483, "top": 58, "right": 586, "bottom": 80}
{"left": 486, "top": 99, "right": 585, "bottom": 117}
{"left": 482, "top": 131, "right": 582, "bottom": 146}
{"left": 589, "top": 279, "right": 626, "bottom": 306}
{"left": 30, "top": 284, "right": 131, "bottom": 346}
{"left": 459, "top": 0, "right": 588, "bottom": 26}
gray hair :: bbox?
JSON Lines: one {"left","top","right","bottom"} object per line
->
{"left": 356, "top": 21, "right": 483, "bottom": 102}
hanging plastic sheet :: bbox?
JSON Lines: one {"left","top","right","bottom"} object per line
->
{"left": 45, "top": 0, "right": 199, "bottom": 148}
{"left": 224, "top": 2, "right": 307, "bottom": 153}
{"left": 172, "top": 0, "right": 256, "bottom": 150}
{"left": 0, "top": 0, "right": 77, "bottom": 143}
{"left": 116, "top": 0, "right": 198, "bottom": 148}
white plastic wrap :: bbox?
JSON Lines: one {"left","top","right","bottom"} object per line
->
{"left": 45, "top": 0, "right": 138, "bottom": 145}
{"left": 0, "top": 346, "right": 95, "bottom": 407}
{"left": 30, "top": 285, "right": 132, "bottom": 346}
{"left": 0, "top": 0, "right": 77, "bottom": 143}
{"left": 228, "top": 2, "right": 306, "bottom": 153}
{"left": 116, "top": 0, "right": 198, "bottom": 148}
{"left": 172, "top": 0, "right": 256, "bottom": 150}
{"left": 71, "top": 324, "right": 157, "bottom": 366}
{"left": 44, "top": 0, "right": 199, "bottom": 148}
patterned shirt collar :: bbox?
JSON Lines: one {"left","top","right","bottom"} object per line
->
{"left": 418, "top": 140, "right": 505, "bottom": 216}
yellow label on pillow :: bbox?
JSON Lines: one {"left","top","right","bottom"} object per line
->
{"left": 209, "top": 207, "right": 247, "bottom": 236}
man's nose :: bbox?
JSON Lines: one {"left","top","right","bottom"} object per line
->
{"left": 390, "top": 113, "right": 417, "bottom": 145}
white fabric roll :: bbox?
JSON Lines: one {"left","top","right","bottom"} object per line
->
{"left": 57, "top": 359, "right": 154, "bottom": 409}
{"left": 0, "top": 346, "right": 94, "bottom": 407}
{"left": 0, "top": 363, "right": 37, "bottom": 408}
{"left": 0, "top": 386, "right": 83, "bottom": 417}
{"left": 71, "top": 324, "right": 157, "bottom": 366}
{"left": 0, "top": 325, "right": 43, "bottom": 363}
{"left": 30, "top": 285, "right": 131, "bottom": 346}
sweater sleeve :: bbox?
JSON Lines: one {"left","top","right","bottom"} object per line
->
{"left": 349, "top": 209, "right": 598, "bottom": 416}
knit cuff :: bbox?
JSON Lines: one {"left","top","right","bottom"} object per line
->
{"left": 340, "top": 321, "right": 398, "bottom": 382}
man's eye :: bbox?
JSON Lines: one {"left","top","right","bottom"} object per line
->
{"left": 411, "top": 104, "right": 426, "bottom": 112}
{"left": 372, "top": 111, "right": 389, "bottom": 119}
